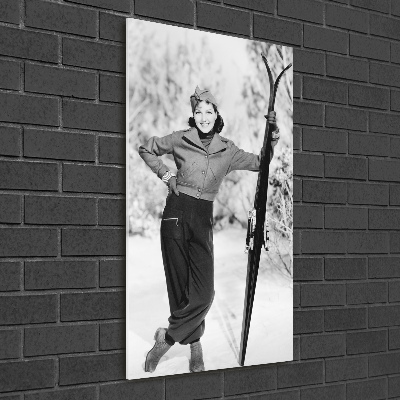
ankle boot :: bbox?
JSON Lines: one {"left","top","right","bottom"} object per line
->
{"left": 189, "top": 340, "right": 205, "bottom": 372}
{"left": 145, "top": 327, "right": 171, "bottom": 373}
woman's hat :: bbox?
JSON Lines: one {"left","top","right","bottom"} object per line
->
{"left": 190, "top": 86, "right": 217, "bottom": 113}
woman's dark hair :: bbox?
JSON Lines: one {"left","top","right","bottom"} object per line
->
{"left": 188, "top": 103, "right": 224, "bottom": 133}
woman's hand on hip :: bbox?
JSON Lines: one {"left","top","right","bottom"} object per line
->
{"left": 168, "top": 176, "right": 180, "bottom": 197}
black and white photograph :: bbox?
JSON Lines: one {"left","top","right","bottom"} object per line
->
{"left": 126, "top": 18, "right": 293, "bottom": 379}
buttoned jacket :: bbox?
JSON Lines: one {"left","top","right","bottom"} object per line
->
{"left": 139, "top": 127, "right": 268, "bottom": 201}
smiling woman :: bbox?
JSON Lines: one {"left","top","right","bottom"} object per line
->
{"left": 137, "top": 85, "right": 280, "bottom": 374}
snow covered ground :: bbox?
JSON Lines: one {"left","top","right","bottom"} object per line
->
{"left": 126, "top": 228, "right": 293, "bottom": 379}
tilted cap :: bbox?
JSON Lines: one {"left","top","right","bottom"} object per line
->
{"left": 190, "top": 86, "right": 217, "bottom": 113}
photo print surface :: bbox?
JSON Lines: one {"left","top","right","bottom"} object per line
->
{"left": 126, "top": 18, "right": 293, "bottom": 379}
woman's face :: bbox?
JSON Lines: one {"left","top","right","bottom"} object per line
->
{"left": 194, "top": 101, "right": 217, "bottom": 134}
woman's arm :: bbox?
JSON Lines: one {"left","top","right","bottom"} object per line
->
{"left": 138, "top": 134, "right": 175, "bottom": 179}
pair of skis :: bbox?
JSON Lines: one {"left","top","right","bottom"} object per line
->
{"left": 239, "top": 54, "right": 292, "bottom": 366}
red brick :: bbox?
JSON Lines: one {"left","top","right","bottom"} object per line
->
{"left": 326, "top": 105, "right": 367, "bottom": 131}
{"left": 393, "top": 0, "right": 400, "bottom": 16}
{"left": 347, "top": 330, "right": 387, "bottom": 355}
{"left": 0, "top": 360, "right": 55, "bottom": 392}
{"left": 224, "top": 365, "right": 276, "bottom": 395}
{"left": 369, "top": 159, "right": 400, "bottom": 182}
{"left": 294, "top": 310, "right": 324, "bottom": 334}
{"left": 61, "top": 291, "right": 125, "bottom": 321}
{"left": 294, "top": 101, "right": 323, "bottom": 126}
{"left": 369, "top": 304, "right": 400, "bottom": 327}
{"left": 326, "top": 3, "right": 369, "bottom": 33}
{"left": 25, "top": 63, "right": 96, "bottom": 99}
{"left": 0, "top": 92, "right": 58, "bottom": 126}
{"left": 63, "top": 164, "right": 124, "bottom": 194}
{"left": 370, "top": 13, "right": 400, "bottom": 40}
{"left": 63, "top": 99, "right": 125, "bottom": 133}
{"left": 347, "top": 231, "right": 389, "bottom": 254}
{"left": 225, "top": 0, "right": 275, "bottom": 13}
{"left": 325, "top": 257, "right": 367, "bottom": 280}
{"left": 348, "top": 182, "right": 389, "bottom": 205}
{"left": 59, "top": 353, "right": 124, "bottom": 385}
{"left": 254, "top": 14, "right": 302, "bottom": 46}
{"left": 293, "top": 73, "right": 301, "bottom": 99}
{"left": 0, "top": 160, "right": 58, "bottom": 191}
{"left": 99, "top": 136, "right": 125, "bottom": 164}
{"left": 347, "top": 378, "right": 387, "bottom": 400}
{"left": 65, "top": 0, "right": 130, "bottom": 12}
{"left": 99, "top": 199, "right": 125, "bottom": 226}
{"left": 369, "top": 352, "right": 400, "bottom": 377}
{"left": 301, "top": 283, "right": 346, "bottom": 306}
{"left": 293, "top": 49, "right": 325, "bottom": 75}
{"left": 301, "top": 384, "right": 345, "bottom": 400}
{"left": 63, "top": 38, "right": 124, "bottom": 73}
{"left": 0, "top": 194, "right": 21, "bottom": 224}
{"left": 0, "top": 329, "right": 20, "bottom": 359}
{"left": 326, "top": 356, "right": 367, "bottom": 382}
{"left": 392, "top": 42, "right": 400, "bottom": 64}
{"left": 0, "top": 26, "right": 58, "bottom": 63}
{"left": 24, "top": 129, "right": 95, "bottom": 161}
{"left": 349, "top": 132, "right": 389, "bottom": 157}
{"left": 100, "top": 322, "right": 125, "bottom": 350}
{"left": 25, "top": 260, "right": 97, "bottom": 290}
{"left": 325, "top": 307, "right": 367, "bottom": 331}
{"left": 325, "top": 206, "right": 368, "bottom": 229}
{"left": 62, "top": 228, "right": 125, "bottom": 256}
{"left": 0, "top": 126, "right": 21, "bottom": 156}
{"left": 0, "top": 294, "right": 57, "bottom": 325}
{"left": 0, "top": 0, "right": 20, "bottom": 24}
{"left": 0, "top": 262, "right": 21, "bottom": 291}
{"left": 294, "top": 283, "right": 300, "bottom": 308}
{"left": 100, "top": 380, "right": 164, "bottom": 400}
{"left": 0, "top": 59, "right": 20, "bottom": 90}
{"left": 303, "top": 128, "right": 347, "bottom": 154}
{"left": 369, "top": 111, "right": 400, "bottom": 135}
{"left": 293, "top": 177, "right": 302, "bottom": 202}
{"left": 100, "top": 13, "right": 125, "bottom": 42}
{"left": 349, "top": 83, "right": 389, "bottom": 110}
{"left": 369, "top": 256, "right": 400, "bottom": 278}
{"left": 278, "top": 0, "right": 323, "bottom": 23}
{"left": 391, "top": 185, "right": 400, "bottom": 205}
{"left": 347, "top": 281, "right": 387, "bottom": 304}
{"left": 327, "top": 54, "right": 369, "bottom": 82}
{"left": 293, "top": 257, "right": 323, "bottom": 281}
{"left": 302, "top": 231, "right": 347, "bottom": 254}
{"left": 99, "top": 74, "right": 125, "bottom": 103}
{"left": 300, "top": 333, "right": 346, "bottom": 359}
{"left": 24, "top": 325, "right": 97, "bottom": 356}
{"left": 304, "top": 25, "right": 348, "bottom": 55}
{"left": 0, "top": 228, "right": 58, "bottom": 257}
{"left": 252, "top": 390, "right": 300, "bottom": 400}
{"left": 370, "top": 62, "right": 400, "bottom": 88}
{"left": 26, "top": 0, "right": 97, "bottom": 37}
{"left": 350, "top": 0, "right": 390, "bottom": 13}
{"left": 303, "top": 179, "right": 347, "bottom": 204}
{"left": 293, "top": 153, "right": 323, "bottom": 177}
{"left": 136, "top": 0, "right": 194, "bottom": 26}
{"left": 325, "top": 155, "right": 367, "bottom": 180}
{"left": 392, "top": 232, "right": 400, "bottom": 253}
{"left": 99, "top": 259, "right": 125, "bottom": 287}
{"left": 294, "top": 205, "right": 323, "bottom": 228}
{"left": 277, "top": 361, "right": 323, "bottom": 388}
{"left": 293, "top": 126, "right": 301, "bottom": 150}
{"left": 303, "top": 77, "right": 347, "bottom": 104}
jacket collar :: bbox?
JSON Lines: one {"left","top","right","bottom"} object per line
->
{"left": 183, "top": 127, "right": 227, "bottom": 154}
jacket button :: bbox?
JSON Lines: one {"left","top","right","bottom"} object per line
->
{"left": 196, "top": 194, "right": 200, "bottom": 198}
{"left": 198, "top": 188, "right": 201, "bottom": 192}
{"left": 202, "top": 171, "right": 205, "bottom": 174}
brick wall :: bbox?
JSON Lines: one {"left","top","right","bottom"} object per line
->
{"left": 0, "top": 0, "right": 399, "bottom": 399}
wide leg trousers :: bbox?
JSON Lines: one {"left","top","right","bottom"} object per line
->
{"left": 160, "top": 192, "right": 215, "bottom": 345}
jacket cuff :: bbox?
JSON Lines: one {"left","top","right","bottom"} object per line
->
{"left": 157, "top": 165, "right": 169, "bottom": 179}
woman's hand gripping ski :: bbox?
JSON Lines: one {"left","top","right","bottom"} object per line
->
{"left": 267, "top": 110, "right": 280, "bottom": 149}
